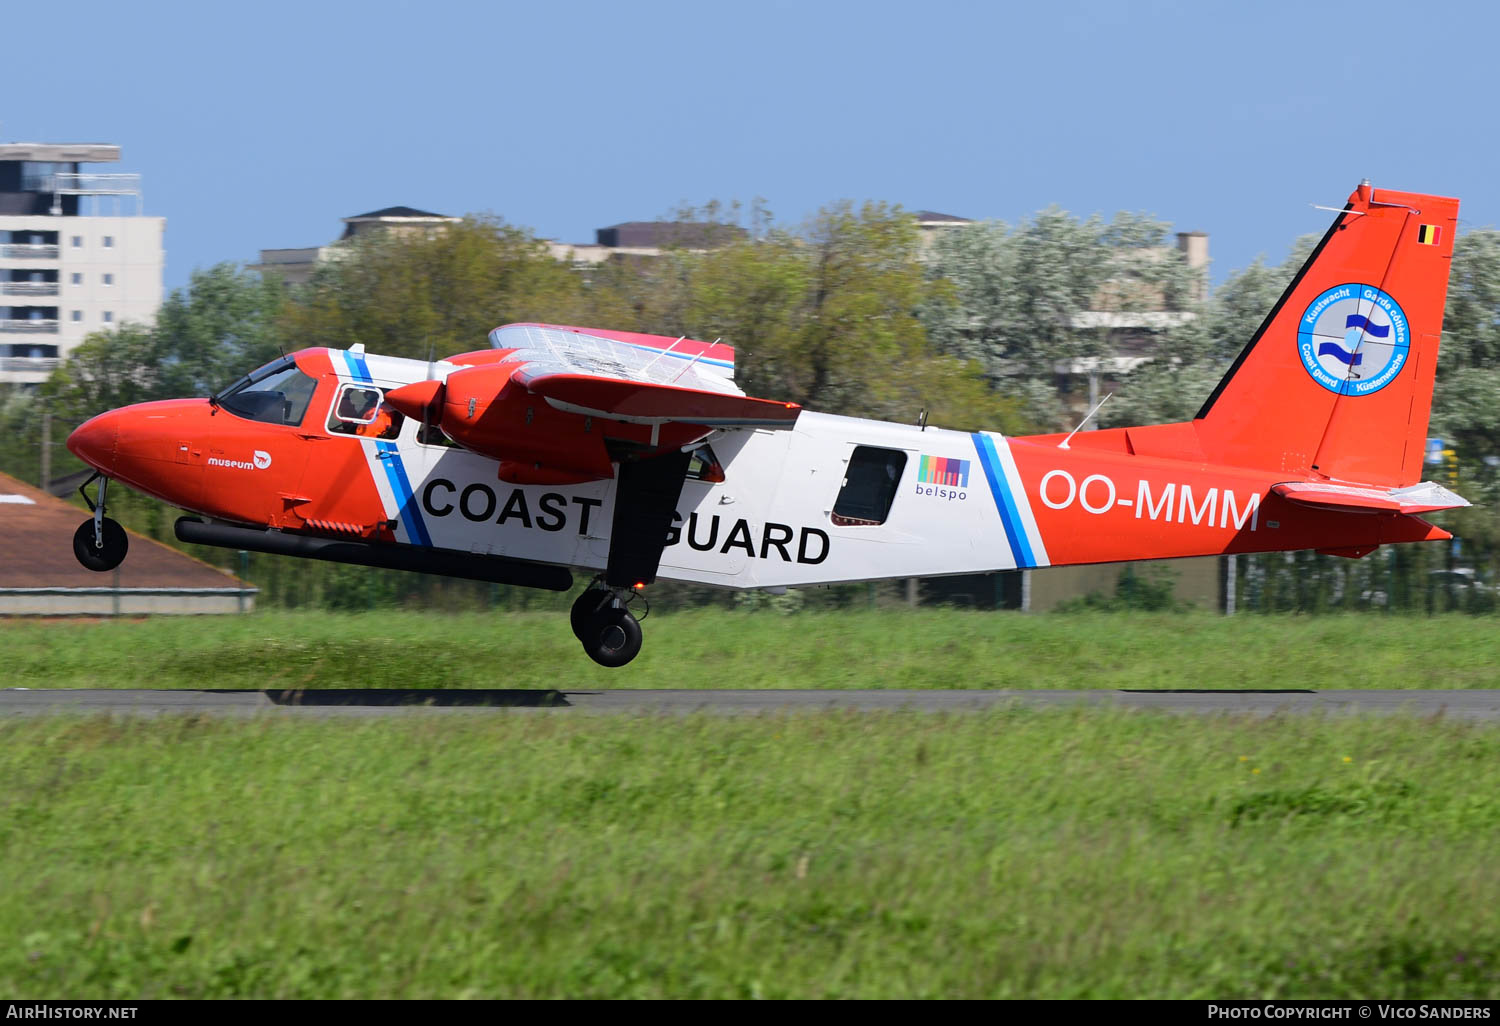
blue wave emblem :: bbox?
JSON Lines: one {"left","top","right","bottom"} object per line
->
{"left": 1344, "top": 314, "right": 1390, "bottom": 338}
{"left": 1319, "top": 342, "right": 1363, "bottom": 366}
{"left": 1298, "top": 285, "right": 1408, "bottom": 396}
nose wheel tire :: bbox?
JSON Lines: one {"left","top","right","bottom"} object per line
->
{"left": 579, "top": 606, "right": 644, "bottom": 668}
{"left": 73, "top": 518, "right": 128, "bottom": 573}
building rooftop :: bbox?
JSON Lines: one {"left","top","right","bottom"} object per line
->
{"left": 338, "top": 206, "right": 462, "bottom": 241}
{"left": 343, "top": 206, "right": 454, "bottom": 221}
{"left": 0, "top": 471, "right": 249, "bottom": 590}
{"left": 913, "top": 210, "right": 973, "bottom": 224}
{"left": 0, "top": 144, "right": 121, "bottom": 163}
{"left": 595, "top": 221, "right": 748, "bottom": 249}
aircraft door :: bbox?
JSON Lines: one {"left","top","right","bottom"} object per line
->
{"left": 762, "top": 430, "right": 920, "bottom": 586}
{"left": 658, "top": 430, "right": 791, "bottom": 579}
{"left": 291, "top": 375, "right": 421, "bottom": 541}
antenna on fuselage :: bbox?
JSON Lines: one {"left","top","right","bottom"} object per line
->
{"left": 1057, "top": 392, "right": 1112, "bottom": 450}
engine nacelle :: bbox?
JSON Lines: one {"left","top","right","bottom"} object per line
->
{"left": 386, "top": 366, "right": 707, "bottom": 483}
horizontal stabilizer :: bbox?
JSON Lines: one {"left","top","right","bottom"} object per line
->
{"left": 1272, "top": 480, "right": 1470, "bottom": 515}
{"left": 522, "top": 373, "right": 801, "bottom": 427}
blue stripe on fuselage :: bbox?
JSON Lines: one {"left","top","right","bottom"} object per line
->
{"left": 971, "top": 432, "right": 1036, "bottom": 569}
{"left": 339, "top": 351, "right": 432, "bottom": 547}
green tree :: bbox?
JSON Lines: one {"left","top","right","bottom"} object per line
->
{"left": 154, "top": 263, "right": 288, "bottom": 395}
{"left": 921, "top": 209, "right": 1199, "bottom": 429}
{"left": 1430, "top": 231, "right": 1500, "bottom": 496}
{"left": 614, "top": 201, "right": 1021, "bottom": 431}
{"left": 281, "top": 216, "right": 599, "bottom": 360}
{"left": 1422, "top": 228, "right": 1500, "bottom": 562}
{"left": 1104, "top": 236, "right": 1317, "bottom": 427}
{"left": 0, "top": 385, "right": 45, "bottom": 486}
{"left": 43, "top": 264, "right": 287, "bottom": 425}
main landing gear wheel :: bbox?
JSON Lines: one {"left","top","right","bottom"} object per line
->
{"left": 73, "top": 518, "right": 128, "bottom": 572}
{"left": 578, "top": 605, "right": 644, "bottom": 668}
{"left": 570, "top": 587, "right": 613, "bottom": 641}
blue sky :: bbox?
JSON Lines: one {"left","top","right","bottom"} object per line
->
{"left": 7, "top": 0, "right": 1497, "bottom": 292}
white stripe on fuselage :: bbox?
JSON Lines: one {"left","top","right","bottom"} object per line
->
{"left": 983, "top": 431, "right": 1050, "bottom": 567}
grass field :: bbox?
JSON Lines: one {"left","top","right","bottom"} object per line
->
{"left": 1, "top": 710, "right": 1497, "bottom": 998}
{"left": 2, "top": 607, "right": 1497, "bottom": 690}
{"left": 4, "top": 610, "right": 1498, "bottom": 998}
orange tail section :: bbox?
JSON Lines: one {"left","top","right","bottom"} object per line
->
{"left": 1193, "top": 181, "right": 1459, "bottom": 487}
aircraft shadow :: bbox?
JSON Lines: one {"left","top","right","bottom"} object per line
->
{"left": 1118, "top": 688, "right": 1316, "bottom": 694}
{"left": 207, "top": 689, "right": 572, "bottom": 707}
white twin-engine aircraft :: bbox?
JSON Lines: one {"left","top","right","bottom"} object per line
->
{"left": 67, "top": 182, "right": 1467, "bottom": 665}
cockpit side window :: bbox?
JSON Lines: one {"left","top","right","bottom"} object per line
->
{"left": 214, "top": 358, "right": 319, "bottom": 426}
{"left": 327, "top": 384, "right": 403, "bottom": 440}
{"left": 832, "top": 445, "right": 907, "bottom": 526}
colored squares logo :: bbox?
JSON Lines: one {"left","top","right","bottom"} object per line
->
{"left": 919, "top": 455, "right": 970, "bottom": 487}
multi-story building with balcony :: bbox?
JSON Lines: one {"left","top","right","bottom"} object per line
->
{"left": 0, "top": 143, "right": 164, "bottom": 385}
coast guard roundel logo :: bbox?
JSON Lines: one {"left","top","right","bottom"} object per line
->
{"left": 1297, "top": 283, "right": 1410, "bottom": 396}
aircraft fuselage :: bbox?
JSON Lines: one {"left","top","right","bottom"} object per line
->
{"left": 67, "top": 347, "right": 1443, "bottom": 593}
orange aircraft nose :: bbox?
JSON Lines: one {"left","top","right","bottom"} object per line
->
{"left": 67, "top": 409, "right": 122, "bottom": 474}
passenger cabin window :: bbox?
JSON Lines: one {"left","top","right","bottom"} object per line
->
{"left": 214, "top": 358, "right": 319, "bottom": 426}
{"left": 831, "top": 446, "right": 907, "bottom": 526}
{"left": 328, "top": 384, "right": 403, "bottom": 440}
{"left": 685, "top": 443, "right": 725, "bottom": 482}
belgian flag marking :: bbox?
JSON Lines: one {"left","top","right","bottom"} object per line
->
{"left": 1417, "top": 224, "right": 1443, "bottom": 246}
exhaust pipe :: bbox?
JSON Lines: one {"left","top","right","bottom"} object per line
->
{"left": 175, "top": 517, "right": 573, "bottom": 591}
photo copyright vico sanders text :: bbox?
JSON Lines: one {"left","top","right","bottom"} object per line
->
{"left": 1209, "top": 1008, "right": 1490, "bottom": 1020}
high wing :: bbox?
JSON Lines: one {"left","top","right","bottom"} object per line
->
{"left": 385, "top": 322, "right": 802, "bottom": 480}
{"left": 491, "top": 323, "right": 800, "bottom": 428}
{"left": 381, "top": 323, "right": 805, "bottom": 594}
{"left": 1272, "top": 480, "right": 1470, "bottom": 515}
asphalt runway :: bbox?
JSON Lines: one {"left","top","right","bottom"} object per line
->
{"left": 2, "top": 688, "right": 1500, "bottom": 720}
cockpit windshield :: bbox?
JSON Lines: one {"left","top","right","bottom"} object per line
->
{"left": 213, "top": 356, "right": 319, "bottom": 426}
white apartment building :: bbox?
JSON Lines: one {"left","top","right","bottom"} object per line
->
{"left": 0, "top": 143, "right": 164, "bottom": 385}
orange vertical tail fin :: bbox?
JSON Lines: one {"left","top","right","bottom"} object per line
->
{"left": 1194, "top": 182, "right": 1459, "bottom": 487}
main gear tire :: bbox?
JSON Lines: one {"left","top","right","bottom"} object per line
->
{"left": 579, "top": 607, "right": 643, "bottom": 668}
{"left": 570, "top": 587, "right": 613, "bottom": 641}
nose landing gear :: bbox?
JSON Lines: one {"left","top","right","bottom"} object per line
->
{"left": 570, "top": 579, "right": 645, "bottom": 668}
{"left": 72, "top": 474, "right": 129, "bottom": 573}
